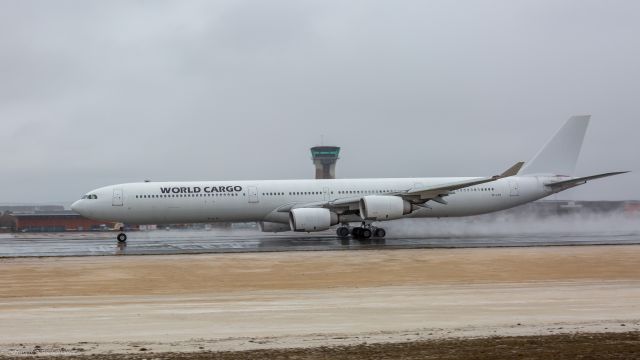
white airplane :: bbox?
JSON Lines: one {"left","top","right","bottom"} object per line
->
{"left": 71, "top": 116, "right": 627, "bottom": 243}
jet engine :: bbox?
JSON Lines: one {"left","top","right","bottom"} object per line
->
{"left": 359, "top": 195, "right": 413, "bottom": 220}
{"left": 289, "top": 208, "right": 338, "bottom": 232}
{"left": 258, "top": 221, "right": 291, "bottom": 233}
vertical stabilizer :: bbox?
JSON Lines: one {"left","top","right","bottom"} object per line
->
{"left": 521, "top": 115, "right": 590, "bottom": 176}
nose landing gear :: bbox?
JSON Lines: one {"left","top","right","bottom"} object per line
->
{"left": 116, "top": 226, "right": 127, "bottom": 243}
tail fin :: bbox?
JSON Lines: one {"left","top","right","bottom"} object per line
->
{"left": 521, "top": 115, "right": 590, "bottom": 176}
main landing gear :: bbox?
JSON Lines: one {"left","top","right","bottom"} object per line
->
{"left": 336, "top": 222, "right": 386, "bottom": 240}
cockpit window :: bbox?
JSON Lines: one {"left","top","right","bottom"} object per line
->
{"left": 82, "top": 194, "right": 98, "bottom": 200}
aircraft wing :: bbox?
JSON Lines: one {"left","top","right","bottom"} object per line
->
{"left": 401, "top": 177, "right": 500, "bottom": 204}
{"left": 400, "top": 161, "right": 524, "bottom": 204}
{"left": 277, "top": 162, "right": 524, "bottom": 212}
{"left": 543, "top": 171, "right": 629, "bottom": 190}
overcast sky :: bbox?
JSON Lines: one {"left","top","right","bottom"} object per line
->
{"left": 0, "top": 0, "right": 638, "bottom": 204}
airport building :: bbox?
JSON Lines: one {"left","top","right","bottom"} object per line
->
{"left": 0, "top": 206, "right": 116, "bottom": 232}
{"left": 310, "top": 146, "right": 340, "bottom": 179}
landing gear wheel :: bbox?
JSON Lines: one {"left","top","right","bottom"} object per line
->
{"left": 373, "top": 228, "right": 386, "bottom": 238}
{"left": 352, "top": 225, "right": 373, "bottom": 239}
{"left": 117, "top": 233, "right": 127, "bottom": 243}
{"left": 336, "top": 226, "right": 350, "bottom": 238}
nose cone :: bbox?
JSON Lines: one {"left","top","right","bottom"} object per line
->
{"left": 70, "top": 200, "right": 83, "bottom": 214}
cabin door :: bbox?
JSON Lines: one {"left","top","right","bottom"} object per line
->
{"left": 508, "top": 180, "right": 520, "bottom": 196}
{"left": 112, "top": 189, "right": 124, "bottom": 206}
{"left": 323, "top": 187, "right": 330, "bottom": 201}
{"left": 248, "top": 186, "right": 259, "bottom": 203}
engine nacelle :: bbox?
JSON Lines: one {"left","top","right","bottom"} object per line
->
{"left": 359, "top": 195, "right": 413, "bottom": 220}
{"left": 258, "top": 221, "right": 291, "bottom": 233}
{"left": 289, "top": 208, "right": 338, "bottom": 232}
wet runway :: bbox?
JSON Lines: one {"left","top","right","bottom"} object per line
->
{"left": 1, "top": 228, "right": 640, "bottom": 257}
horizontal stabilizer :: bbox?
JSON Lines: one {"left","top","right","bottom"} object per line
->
{"left": 544, "top": 171, "right": 629, "bottom": 189}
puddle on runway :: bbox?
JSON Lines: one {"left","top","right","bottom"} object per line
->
{"left": 1, "top": 228, "right": 639, "bottom": 257}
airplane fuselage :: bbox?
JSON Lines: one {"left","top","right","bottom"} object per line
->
{"left": 71, "top": 175, "right": 560, "bottom": 225}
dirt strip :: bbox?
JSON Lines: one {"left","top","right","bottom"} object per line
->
{"left": 1, "top": 245, "right": 639, "bottom": 298}
{"left": 1, "top": 245, "right": 639, "bottom": 357}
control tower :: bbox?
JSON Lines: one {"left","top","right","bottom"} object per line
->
{"left": 310, "top": 146, "right": 340, "bottom": 179}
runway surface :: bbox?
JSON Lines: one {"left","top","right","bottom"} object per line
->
{"left": 2, "top": 214, "right": 639, "bottom": 357}
{"left": 1, "top": 227, "right": 640, "bottom": 257}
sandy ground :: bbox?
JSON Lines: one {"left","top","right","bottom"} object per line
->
{"left": 0, "top": 245, "right": 639, "bottom": 356}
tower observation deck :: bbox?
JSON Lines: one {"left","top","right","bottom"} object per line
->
{"left": 310, "top": 146, "right": 340, "bottom": 179}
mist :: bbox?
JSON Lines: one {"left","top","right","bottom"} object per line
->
{"left": 384, "top": 211, "right": 640, "bottom": 238}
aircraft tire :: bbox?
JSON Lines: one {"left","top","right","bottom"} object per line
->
{"left": 117, "top": 233, "right": 127, "bottom": 243}
{"left": 373, "top": 228, "right": 386, "bottom": 238}
{"left": 336, "top": 226, "right": 350, "bottom": 238}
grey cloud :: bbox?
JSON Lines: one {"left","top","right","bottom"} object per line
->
{"left": 0, "top": 0, "right": 637, "bottom": 204}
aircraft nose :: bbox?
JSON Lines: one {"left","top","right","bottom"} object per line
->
{"left": 71, "top": 200, "right": 82, "bottom": 214}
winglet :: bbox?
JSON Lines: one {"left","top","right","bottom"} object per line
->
{"left": 500, "top": 162, "right": 525, "bottom": 177}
